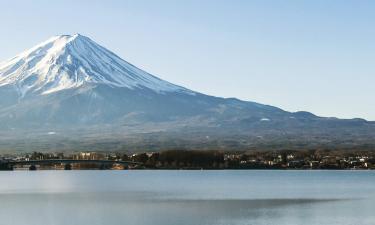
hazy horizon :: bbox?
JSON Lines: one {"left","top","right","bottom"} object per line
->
{"left": 1, "top": 0, "right": 374, "bottom": 120}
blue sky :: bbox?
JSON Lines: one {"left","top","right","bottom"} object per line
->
{"left": 0, "top": 0, "right": 374, "bottom": 120}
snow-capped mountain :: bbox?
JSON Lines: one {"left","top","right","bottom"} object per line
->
{"left": 0, "top": 34, "right": 374, "bottom": 152}
{"left": 0, "top": 34, "right": 193, "bottom": 97}
{"left": 0, "top": 34, "right": 283, "bottom": 126}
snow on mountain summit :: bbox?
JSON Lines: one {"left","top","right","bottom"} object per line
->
{"left": 0, "top": 34, "right": 192, "bottom": 96}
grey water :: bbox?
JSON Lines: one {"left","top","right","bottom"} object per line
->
{"left": 0, "top": 170, "right": 374, "bottom": 225}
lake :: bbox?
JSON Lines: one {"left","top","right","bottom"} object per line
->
{"left": 0, "top": 170, "right": 374, "bottom": 225}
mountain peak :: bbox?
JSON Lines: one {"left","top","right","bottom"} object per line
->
{"left": 51, "top": 33, "right": 89, "bottom": 44}
{"left": 60, "top": 33, "right": 83, "bottom": 38}
{"left": 0, "top": 34, "right": 193, "bottom": 97}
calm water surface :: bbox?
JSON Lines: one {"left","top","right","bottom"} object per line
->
{"left": 0, "top": 170, "right": 374, "bottom": 225}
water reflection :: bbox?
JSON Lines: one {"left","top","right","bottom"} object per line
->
{"left": 0, "top": 171, "right": 374, "bottom": 225}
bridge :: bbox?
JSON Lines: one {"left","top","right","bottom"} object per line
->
{"left": 0, "top": 159, "right": 142, "bottom": 170}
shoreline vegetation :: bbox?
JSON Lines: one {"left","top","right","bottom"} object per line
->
{"left": 2, "top": 149, "right": 375, "bottom": 170}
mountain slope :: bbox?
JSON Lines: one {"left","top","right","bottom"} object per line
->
{"left": 0, "top": 34, "right": 374, "bottom": 152}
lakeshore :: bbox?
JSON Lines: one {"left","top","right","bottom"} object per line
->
{"left": 2, "top": 149, "right": 375, "bottom": 170}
